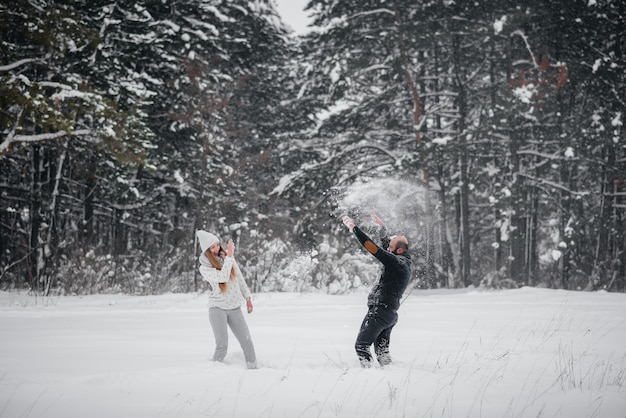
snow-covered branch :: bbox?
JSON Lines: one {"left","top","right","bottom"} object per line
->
{"left": 109, "top": 194, "right": 161, "bottom": 211}
{"left": 516, "top": 149, "right": 572, "bottom": 160}
{"left": 347, "top": 8, "right": 395, "bottom": 20}
{"left": 0, "top": 58, "right": 40, "bottom": 72}
{"left": 0, "top": 129, "right": 91, "bottom": 153}
{"left": 356, "top": 64, "right": 392, "bottom": 76}
{"left": 271, "top": 142, "right": 398, "bottom": 196}
{"left": 518, "top": 173, "right": 588, "bottom": 197}
{"left": 348, "top": 143, "right": 399, "bottom": 163}
{"left": 511, "top": 30, "right": 538, "bottom": 69}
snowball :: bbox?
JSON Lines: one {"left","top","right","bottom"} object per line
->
{"left": 512, "top": 84, "right": 535, "bottom": 104}
{"left": 564, "top": 147, "right": 575, "bottom": 158}
{"left": 229, "top": 222, "right": 248, "bottom": 231}
{"left": 592, "top": 58, "right": 602, "bottom": 73}
{"left": 483, "top": 164, "right": 500, "bottom": 177}
{"left": 174, "top": 169, "right": 184, "bottom": 184}
{"left": 591, "top": 113, "right": 602, "bottom": 125}
{"left": 493, "top": 16, "right": 506, "bottom": 34}
{"left": 432, "top": 136, "right": 451, "bottom": 145}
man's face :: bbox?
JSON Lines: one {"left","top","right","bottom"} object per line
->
{"left": 388, "top": 236, "right": 406, "bottom": 255}
{"left": 388, "top": 236, "right": 399, "bottom": 254}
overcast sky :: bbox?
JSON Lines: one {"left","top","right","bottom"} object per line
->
{"left": 273, "top": 0, "right": 312, "bottom": 35}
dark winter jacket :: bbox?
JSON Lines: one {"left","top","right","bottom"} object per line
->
{"left": 352, "top": 226, "right": 412, "bottom": 311}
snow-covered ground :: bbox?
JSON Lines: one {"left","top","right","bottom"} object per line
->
{"left": 1, "top": 288, "right": 625, "bottom": 417}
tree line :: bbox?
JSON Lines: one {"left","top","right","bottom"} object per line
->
{"left": 1, "top": 0, "right": 624, "bottom": 295}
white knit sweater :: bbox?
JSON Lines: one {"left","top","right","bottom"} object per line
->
{"left": 198, "top": 254, "right": 251, "bottom": 309}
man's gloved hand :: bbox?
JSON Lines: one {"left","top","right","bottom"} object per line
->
{"left": 342, "top": 216, "right": 355, "bottom": 231}
{"left": 369, "top": 211, "right": 385, "bottom": 227}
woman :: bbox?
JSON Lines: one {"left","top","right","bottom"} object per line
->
{"left": 196, "top": 230, "right": 257, "bottom": 369}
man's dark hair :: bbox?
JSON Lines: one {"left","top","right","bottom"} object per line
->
{"left": 396, "top": 241, "right": 409, "bottom": 253}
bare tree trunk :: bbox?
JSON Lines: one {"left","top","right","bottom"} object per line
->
{"left": 494, "top": 208, "right": 503, "bottom": 273}
{"left": 592, "top": 143, "right": 611, "bottom": 289}
{"left": 504, "top": 37, "right": 523, "bottom": 285}
{"left": 558, "top": 154, "right": 572, "bottom": 289}
{"left": 508, "top": 130, "right": 526, "bottom": 285}
{"left": 528, "top": 188, "right": 539, "bottom": 286}
{"left": 614, "top": 150, "right": 626, "bottom": 291}
{"left": 459, "top": 137, "right": 471, "bottom": 286}
{"left": 437, "top": 170, "right": 457, "bottom": 287}
{"left": 29, "top": 145, "right": 43, "bottom": 293}
{"left": 431, "top": 47, "right": 456, "bottom": 287}
{"left": 452, "top": 34, "right": 472, "bottom": 287}
{"left": 43, "top": 146, "right": 67, "bottom": 296}
{"left": 83, "top": 155, "right": 97, "bottom": 247}
{"left": 489, "top": 45, "right": 504, "bottom": 276}
{"left": 193, "top": 129, "right": 212, "bottom": 292}
{"left": 613, "top": 206, "right": 625, "bottom": 291}
{"left": 113, "top": 207, "right": 125, "bottom": 255}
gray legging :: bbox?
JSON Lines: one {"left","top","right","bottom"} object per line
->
{"left": 209, "top": 306, "right": 257, "bottom": 369}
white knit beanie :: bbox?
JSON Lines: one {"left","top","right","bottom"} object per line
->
{"left": 197, "top": 230, "right": 220, "bottom": 252}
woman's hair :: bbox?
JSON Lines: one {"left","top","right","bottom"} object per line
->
{"left": 206, "top": 245, "right": 236, "bottom": 292}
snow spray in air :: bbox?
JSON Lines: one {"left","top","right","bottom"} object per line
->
{"left": 332, "top": 177, "right": 434, "bottom": 243}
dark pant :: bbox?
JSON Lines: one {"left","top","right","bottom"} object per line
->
{"left": 355, "top": 306, "right": 398, "bottom": 367}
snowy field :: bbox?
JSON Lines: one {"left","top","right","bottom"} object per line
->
{"left": 1, "top": 288, "right": 625, "bottom": 418}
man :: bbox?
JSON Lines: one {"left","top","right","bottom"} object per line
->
{"left": 342, "top": 213, "right": 412, "bottom": 368}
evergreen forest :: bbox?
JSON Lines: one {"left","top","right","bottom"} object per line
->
{"left": 1, "top": 0, "right": 624, "bottom": 295}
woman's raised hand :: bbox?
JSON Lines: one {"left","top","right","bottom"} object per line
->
{"left": 227, "top": 239, "right": 234, "bottom": 257}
